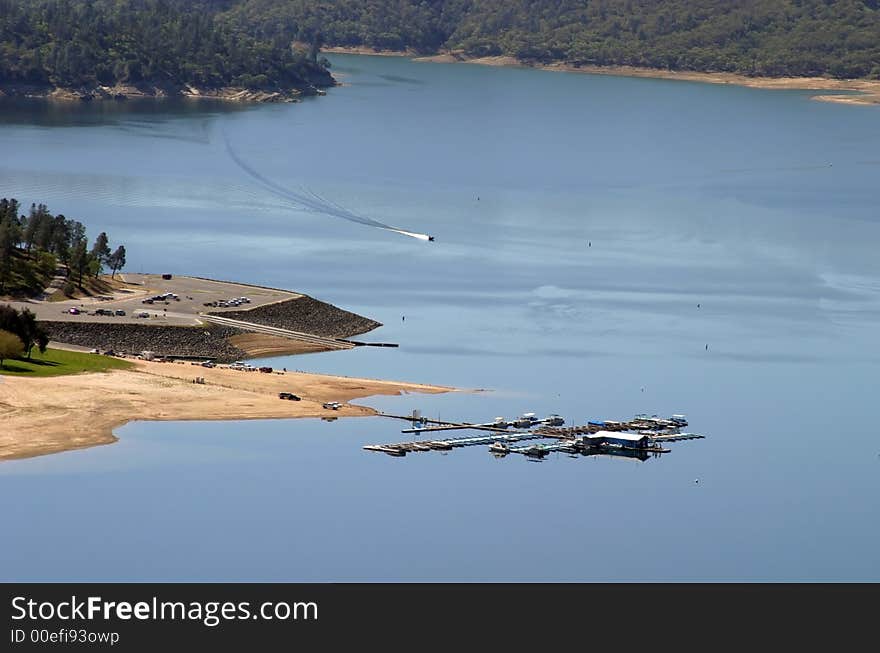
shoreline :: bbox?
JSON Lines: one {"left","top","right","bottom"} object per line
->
{"left": 0, "top": 359, "right": 454, "bottom": 462}
{"left": 0, "top": 82, "right": 330, "bottom": 104}
{"left": 6, "top": 273, "right": 380, "bottom": 363}
{"left": 325, "top": 47, "right": 880, "bottom": 105}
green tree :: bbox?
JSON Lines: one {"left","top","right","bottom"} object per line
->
{"left": 16, "top": 308, "right": 49, "bottom": 359}
{"left": 0, "top": 329, "right": 24, "bottom": 369}
{"left": 108, "top": 245, "right": 126, "bottom": 278}
{"left": 0, "top": 217, "right": 16, "bottom": 293}
{"left": 23, "top": 205, "right": 41, "bottom": 253}
{"left": 90, "top": 231, "right": 111, "bottom": 277}
{"left": 69, "top": 239, "right": 89, "bottom": 289}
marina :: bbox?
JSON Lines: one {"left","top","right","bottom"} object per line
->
{"left": 364, "top": 412, "right": 705, "bottom": 461}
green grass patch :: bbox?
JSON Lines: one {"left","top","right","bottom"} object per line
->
{"left": 0, "top": 347, "right": 133, "bottom": 377}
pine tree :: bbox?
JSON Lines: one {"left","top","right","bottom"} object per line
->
{"left": 90, "top": 231, "right": 111, "bottom": 277}
{"left": 70, "top": 239, "right": 89, "bottom": 289}
{"left": 108, "top": 245, "right": 126, "bottom": 278}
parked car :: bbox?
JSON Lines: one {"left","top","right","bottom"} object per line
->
{"left": 68, "top": 307, "right": 81, "bottom": 315}
{"left": 259, "top": 366, "right": 273, "bottom": 373}
{"left": 142, "top": 299, "right": 154, "bottom": 304}
{"left": 201, "top": 361, "right": 216, "bottom": 368}
{"left": 135, "top": 311, "right": 150, "bottom": 318}
{"left": 115, "top": 309, "right": 126, "bottom": 316}
{"left": 322, "top": 402, "right": 341, "bottom": 410}
{"left": 279, "top": 392, "right": 301, "bottom": 401}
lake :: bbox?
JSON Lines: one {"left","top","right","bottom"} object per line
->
{"left": 1, "top": 54, "right": 879, "bottom": 581}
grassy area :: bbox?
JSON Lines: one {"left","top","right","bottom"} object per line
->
{"left": 0, "top": 347, "right": 133, "bottom": 377}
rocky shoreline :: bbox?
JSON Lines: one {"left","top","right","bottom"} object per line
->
{"left": 39, "top": 295, "right": 381, "bottom": 362}
{"left": 41, "top": 321, "right": 249, "bottom": 362}
{"left": 212, "top": 296, "right": 382, "bottom": 338}
{"left": 0, "top": 79, "right": 334, "bottom": 103}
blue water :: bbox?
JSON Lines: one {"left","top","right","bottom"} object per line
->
{"left": 1, "top": 55, "right": 879, "bottom": 581}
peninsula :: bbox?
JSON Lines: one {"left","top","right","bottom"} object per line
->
{"left": 0, "top": 0, "right": 335, "bottom": 103}
{"left": 0, "top": 197, "right": 452, "bottom": 462}
{"left": 0, "top": 271, "right": 454, "bottom": 462}
{"left": 0, "top": 358, "right": 451, "bottom": 461}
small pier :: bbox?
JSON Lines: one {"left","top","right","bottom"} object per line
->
{"left": 364, "top": 412, "right": 705, "bottom": 460}
{"left": 363, "top": 430, "right": 547, "bottom": 455}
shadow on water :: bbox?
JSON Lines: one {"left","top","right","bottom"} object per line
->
{"left": 0, "top": 97, "right": 248, "bottom": 129}
{"left": 377, "top": 74, "right": 425, "bottom": 85}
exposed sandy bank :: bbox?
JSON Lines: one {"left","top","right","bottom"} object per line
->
{"left": 0, "top": 360, "right": 453, "bottom": 461}
{"left": 324, "top": 47, "right": 880, "bottom": 106}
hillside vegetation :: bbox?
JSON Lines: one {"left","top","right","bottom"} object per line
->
{"left": 225, "top": 0, "right": 880, "bottom": 79}
{"left": 3, "top": 1, "right": 875, "bottom": 93}
{"left": 0, "top": 198, "right": 126, "bottom": 298}
{"left": 0, "top": 0, "right": 332, "bottom": 95}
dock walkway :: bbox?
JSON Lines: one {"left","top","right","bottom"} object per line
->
{"left": 365, "top": 413, "right": 705, "bottom": 458}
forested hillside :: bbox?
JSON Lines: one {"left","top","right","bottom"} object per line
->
{"left": 0, "top": 198, "right": 126, "bottom": 297}
{"left": 2, "top": 1, "right": 877, "bottom": 96}
{"left": 225, "top": 0, "right": 880, "bottom": 79}
{"left": 0, "top": 0, "right": 332, "bottom": 95}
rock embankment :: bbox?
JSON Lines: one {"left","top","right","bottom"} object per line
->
{"left": 212, "top": 296, "right": 381, "bottom": 338}
{"left": 41, "top": 322, "right": 247, "bottom": 362}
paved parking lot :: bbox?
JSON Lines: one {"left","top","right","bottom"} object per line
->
{"left": 4, "top": 273, "right": 301, "bottom": 326}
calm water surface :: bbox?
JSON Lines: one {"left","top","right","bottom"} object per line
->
{"left": 1, "top": 55, "right": 879, "bottom": 580}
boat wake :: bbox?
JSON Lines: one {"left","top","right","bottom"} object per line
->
{"left": 223, "top": 133, "right": 434, "bottom": 242}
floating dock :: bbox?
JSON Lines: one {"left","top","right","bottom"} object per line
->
{"left": 365, "top": 412, "right": 705, "bottom": 460}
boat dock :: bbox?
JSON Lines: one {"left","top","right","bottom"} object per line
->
{"left": 364, "top": 412, "right": 705, "bottom": 460}
{"left": 363, "top": 430, "right": 547, "bottom": 455}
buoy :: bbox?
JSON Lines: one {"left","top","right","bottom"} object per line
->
{"left": 694, "top": 478, "right": 700, "bottom": 484}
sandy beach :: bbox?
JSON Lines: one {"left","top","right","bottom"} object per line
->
{"left": 324, "top": 46, "right": 880, "bottom": 105}
{"left": 0, "top": 360, "right": 453, "bottom": 461}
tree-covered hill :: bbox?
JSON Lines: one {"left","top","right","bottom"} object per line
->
{"left": 2, "top": 1, "right": 877, "bottom": 97}
{"left": 0, "top": 0, "right": 333, "bottom": 96}
{"left": 0, "top": 198, "right": 127, "bottom": 298}
{"left": 224, "top": 0, "right": 880, "bottom": 80}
